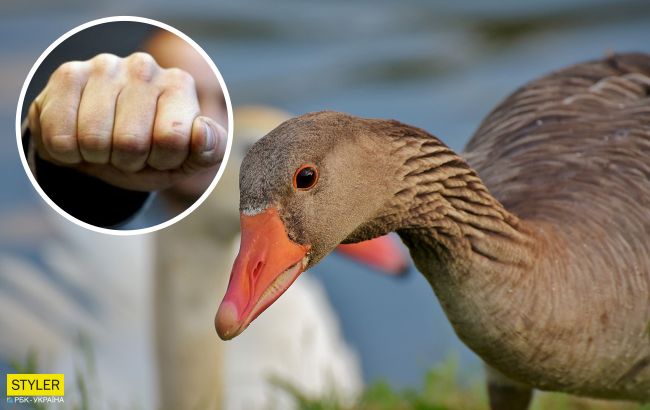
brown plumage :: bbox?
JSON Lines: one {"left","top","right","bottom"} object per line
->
{"left": 226, "top": 53, "right": 650, "bottom": 409}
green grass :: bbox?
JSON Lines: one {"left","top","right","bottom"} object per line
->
{"left": 8, "top": 333, "right": 96, "bottom": 410}
{"left": 272, "top": 358, "right": 650, "bottom": 410}
{"left": 271, "top": 358, "right": 485, "bottom": 410}
{"left": 10, "top": 347, "right": 650, "bottom": 410}
{"left": 9, "top": 351, "right": 47, "bottom": 410}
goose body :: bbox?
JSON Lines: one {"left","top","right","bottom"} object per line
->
{"left": 451, "top": 53, "right": 650, "bottom": 400}
{"left": 216, "top": 53, "right": 650, "bottom": 407}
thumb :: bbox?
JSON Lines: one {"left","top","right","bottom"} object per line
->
{"left": 185, "top": 115, "right": 227, "bottom": 173}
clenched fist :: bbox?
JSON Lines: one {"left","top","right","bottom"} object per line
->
{"left": 28, "top": 52, "right": 226, "bottom": 192}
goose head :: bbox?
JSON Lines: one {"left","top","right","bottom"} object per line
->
{"left": 216, "top": 111, "right": 410, "bottom": 340}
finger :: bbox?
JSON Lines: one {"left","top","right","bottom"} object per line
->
{"left": 27, "top": 100, "right": 55, "bottom": 164}
{"left": 182, "top": 116, "right": 227, "bottom": 174}
{"left": 37, "top": 61, "right": 89, "bottom": 164}
{"left": 73, "top": 162, "right": 174, "bottom": 192}
{"left": 148, "top": 68, "right": 199, "bottom": 170}
{"left": 111, "top": 55, "right": 161, "bottom": 172}
{"left": 27, "top": 101, "right": 42, "bottom": 148}
{"left": 77, "top": 54, "right": 122, "bottom": 164}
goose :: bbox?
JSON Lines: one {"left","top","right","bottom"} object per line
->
{"left": 0, "top": 106, "right": 403, "bottom": 410}
{"left": 143, "top": 30, "right": 410, "bottom": 408}
{"left": 155, "top": 105, "right": 408, "bottom": 410}
{"left": 215, "top": 53, "right": 650, "bottom": 409}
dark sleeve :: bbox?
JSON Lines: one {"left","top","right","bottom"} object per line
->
{"left": 23, "top": 126, "right": 150, "bottom": 228}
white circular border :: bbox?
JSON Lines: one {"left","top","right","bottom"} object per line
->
{"left": 15, "top": 16, "right": 234, "bottom": 236}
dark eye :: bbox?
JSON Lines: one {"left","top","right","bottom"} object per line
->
{"left": 293, "top": 165, "right": 319, "bottom": 190}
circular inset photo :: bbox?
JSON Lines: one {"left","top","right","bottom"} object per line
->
{"left": 16, "top": 16, "right": 233, "bottom": 235}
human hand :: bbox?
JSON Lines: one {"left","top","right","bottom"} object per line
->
{"left": 28, "top": 52, "right": 226, "bottom": 192}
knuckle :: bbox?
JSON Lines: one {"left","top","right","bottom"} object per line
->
{"left": 33, "top": 92, "right": 46, "bottom": 110}
{"left": 128, "top": 52, "right": 156, "bottom": 66}
{"left": 162, "top": 67, "right": 195, "bottom": 89}
{"left": 90, "top": 53, "right": 120, "bottom": 76}
{"left": 44, "top": 133, "right": 77, "bottom": 155}
{"left": 114, "top": 133, "right": 150, "bottom": 157}
{"left": 40, "top": 104, "right": 78, "bottom": 129}
{"left": 78, "top": 133, "right": 110, "bottom": 152}
{"left": 28, "top": 102, "right": 40, "bottom": 124}
{"left": 126, "top": 52, "right": 158, "bottom": 82}
{"left": 186, "top": 154, "right": 218, "bottom": 171}
{"left": 52, "top": 61, "right": 86, "bottom": 84}
{"left": 154, "top": 127, "right": 190, "bottom": 151}
{"left": 112, "top": 158, "right": 143, "bottom": 173}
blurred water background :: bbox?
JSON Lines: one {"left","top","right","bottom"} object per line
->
{"left": 1, "top": 0, "right": 649, "bottom": 400}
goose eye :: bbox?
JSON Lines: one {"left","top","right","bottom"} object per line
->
{"left": 293, "top": 165, "right": 319, "bottom": 190}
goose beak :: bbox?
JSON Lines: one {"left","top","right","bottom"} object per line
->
{"left": 215, "top": 207, "right": 310, "bottom": 340}
{"left": 336, "top": 235, "right": 409, "bottom": 276}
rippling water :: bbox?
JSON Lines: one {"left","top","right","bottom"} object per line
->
{"left": 1, "top": 0, "right": 649, "bottom": 390}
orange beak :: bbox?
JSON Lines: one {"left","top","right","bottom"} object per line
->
{"left": 336, "top": 235, "right": 409, "bottom": 276}
{"left": 215, "top": 207, "right": 310, "bottom": 340}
